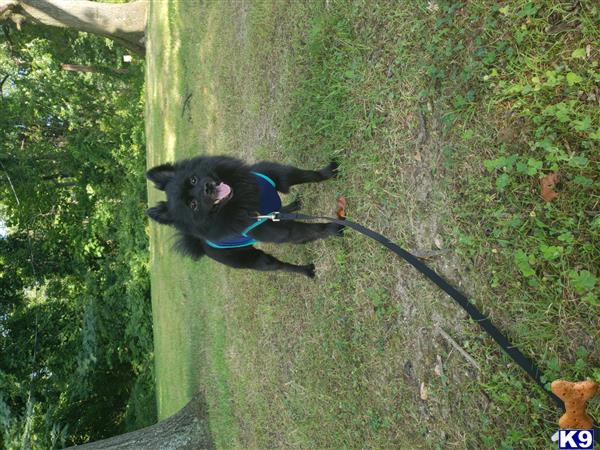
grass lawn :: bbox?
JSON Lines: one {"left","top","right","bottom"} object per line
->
{"left": 145, "top": 1, "right": 599, "bottom": 448}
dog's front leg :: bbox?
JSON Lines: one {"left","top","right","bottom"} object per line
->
{"left": 204, "top": 246, "right": 315, "bottom": 278}
{"left": 250, "top": 161, "right": 338, "bottom": 193}
{"left": 251, "top": 221, "right": 343, "bottom": 244}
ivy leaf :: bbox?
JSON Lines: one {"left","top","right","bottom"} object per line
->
{"left": 544, "top": 70, "right": 559, "bottom": 87}
{"left": 540, "top": 244, "right": 563, "bottom": 260}
{"left": 454, "top": 95, "right": 467, "bottom": 108}
{"left": 569, "top": 270, "right": 597, "bottom": 294}
{"left": 583, "top": 293, "right": 597, "bottom": 306}
{"left": 547, "top": 356, "right": 560, "bottom": 372}
{"left": 484, "top": 157, "right": 505, "bottom": 171}
{"left": 566, "top": 72, "right": 583, "bottom": 86}
{"left": 496, "top": 173, "right": 511, "bottom": 191}
{"left": 554, "top": 103, "right": 571, "bottom": 122}
{"left": 557, "top": 232, "right": 574, "bottom": 244}
{"left": 572, "top": 116, "right": 592, "bottom": 132}
{"left": 527, "top": 158, "right": 543, "bottom": 176}
{"left": 535, "top": 137, "right": 557, "bottom": 152}
{"left": 574, "top": 358, "right": 587, "bottom": 373}
{"left": 569, "top": 155, "right": 589, "bottom": 168}
{"left": 515, "top": 250, "right": 535, "bottom": 277}
{"left": 518, "top": 2, "right": 538, "bottom": 17}
{"left": 573, "top": 176, "right": 593, "bottom": 187}
{"left": 462, "top": 129, "right": 475, "bottom": 140}
{"left": 576, "top": 346, "right": 589, "bottom": 359}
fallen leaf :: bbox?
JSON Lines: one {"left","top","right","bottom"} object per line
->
{"left": 540, "top": 172, "right": 558, "bottom": 202}
{"left": 434, "top": 355, "right": 443, "bottom": 377}
{"left": 336, "top": 196, "right": 347, "bottom": 219}
{"left": 420, "top": 381, "right": 428, "bottom": 400}
{"left": 427, "top": 0, "right": 439, "bottom": 12}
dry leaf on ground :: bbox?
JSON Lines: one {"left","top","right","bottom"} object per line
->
{"left": 540, "top": 172, "right": 559, "bottom": 202}
{"left": 420, "top": 381, "right": 428, "bottom": 400}
{"left": 336, "top": 196, "right": 347, "bottom": 219}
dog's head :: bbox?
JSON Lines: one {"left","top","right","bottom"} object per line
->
{"left": 145, "top": 156, "right": 259, "bottom": 240}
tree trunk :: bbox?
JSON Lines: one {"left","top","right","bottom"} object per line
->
{"left": 0, "top": 0, "right": 147, "bottom": 55}
{"left": 65, "top": 392, "right": 215, "bottom": 449}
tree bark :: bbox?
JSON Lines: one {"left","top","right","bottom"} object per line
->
{"left": 0, "top": 0, "right": 147, "bottom": 55}
{"left": 65, "top": 392, "right": 216, "bottom": 449}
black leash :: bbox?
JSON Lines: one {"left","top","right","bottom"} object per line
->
{"left": 263, "top": 211, "right": 569, "bottom": 411}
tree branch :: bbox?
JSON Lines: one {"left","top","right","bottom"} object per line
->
{"left": 0, "top": 73, "right": 9, "bottom": 96}
{"left": 10, "top": 11, "right": 25, "bottom": 29}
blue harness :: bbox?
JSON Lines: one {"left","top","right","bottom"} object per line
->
{"left": 205, "top": 172, "right": 281, "bottom": 249}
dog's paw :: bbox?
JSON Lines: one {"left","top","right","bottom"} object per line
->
{"left": 320, "top": 160, "right": 339, "bottom": 180}
{"left": 303, "top": 263, "right": 316, "bottom": 278}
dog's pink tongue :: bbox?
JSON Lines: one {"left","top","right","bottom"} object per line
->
{"left": 215, "top": 182, "right": 231, "bottom": 200}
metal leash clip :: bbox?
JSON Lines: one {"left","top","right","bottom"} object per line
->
{"left": 255, "top": 212, "right": 281, "bottom": 222}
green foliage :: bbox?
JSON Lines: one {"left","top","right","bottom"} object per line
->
{"left": 420, "top": 1, "right": 599, "bottom": 429}
{"left": 0, "top": 25, "right": 154, "bottom": 449}
{"left": 569, "top": 270, "right": 597, "bottom": 294}
{"left": 514, "top": 249, "right": 535, "bottom": 277}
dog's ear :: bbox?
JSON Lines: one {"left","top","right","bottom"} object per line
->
{"left": 146, "top": 201, "right": 173, "bottom": 225}
{"left": 146, "top": 163, "right": 175, "bottom": 190}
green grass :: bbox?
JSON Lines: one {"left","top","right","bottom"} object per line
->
{"left": 146, "top": 1, "right": 599, "bottom": 448}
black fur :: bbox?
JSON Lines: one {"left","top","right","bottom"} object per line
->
{"left": 146, "top": 155, "right": 342, "bottom": 278}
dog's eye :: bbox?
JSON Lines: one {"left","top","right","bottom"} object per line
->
{"left": 190, "top": 199, "right": 198, "bottom": 211}
{"left": 190, "top": 176, "right": 197, "bottom": 185}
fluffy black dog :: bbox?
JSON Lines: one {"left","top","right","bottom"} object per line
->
{"left": 145, "top": 156, "right": 343, "bottom": 277}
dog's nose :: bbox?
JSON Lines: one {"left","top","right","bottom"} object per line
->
{"left": 204, "top": 180, "right": 216, "bottom": 195}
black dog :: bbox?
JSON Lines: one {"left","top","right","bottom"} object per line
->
{"left": 145, "top": 156, "right": 343, "bottom": 277}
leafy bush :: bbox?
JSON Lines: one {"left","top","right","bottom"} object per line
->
{"left": 0, "top": 27, "right": 155, "bottom": 449}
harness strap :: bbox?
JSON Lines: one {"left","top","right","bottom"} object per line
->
{"left": 274, "top": 212, "right": 574, "bottom": 415}
{"left": 205, "top": 172, "right": 280, "bottom": 249}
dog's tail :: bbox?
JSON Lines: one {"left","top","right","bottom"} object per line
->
{"left": 173, "top": 233, "right": 206, "bottom": 260}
